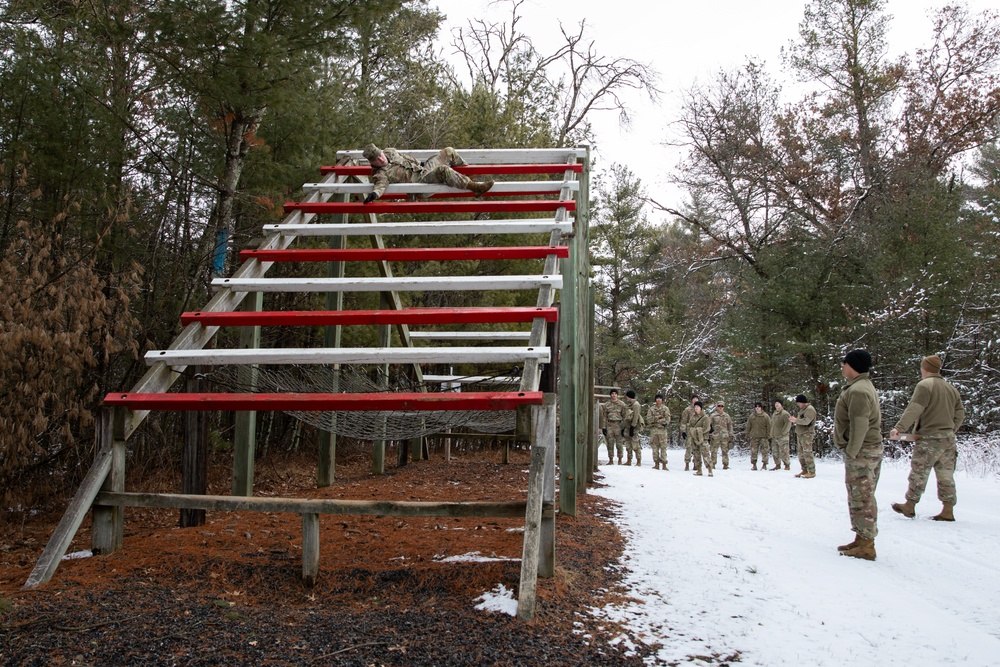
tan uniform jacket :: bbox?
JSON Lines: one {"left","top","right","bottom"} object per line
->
{"left": 894, "top": 374, "right": 965, "bottom": 437}
{"left": 746, "top": 412, "right": 770, "bottom": 438}
{"left": 833, "top": 372, "right": 882, "bottom": 458}
{"left": 795, "top": 404, "right": 817, "bottom": 435}
{"left": 369, "top": 148, "right": 423, "bottom": 197}
{"left": 646, "top": 403, "right": 671, "bottom": 428}
{"left": 625, "top": 398, "right": 642, "bottom": 428}
{"left": 688, "top": 412, "right": 712, "bottom": 445}
{"left": 600, "top": 399, "right": 628, "bottom": 430}
{"left": 680, "top": 405, "right": 695, "bottom": 434}
{"left": 770, "top": 408, "right": 792, "bottom": 438}
{"left": 710, "top": 412, "right": 734, "bottom": 439}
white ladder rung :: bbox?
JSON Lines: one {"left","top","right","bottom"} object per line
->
{"left": 145, "top": 347, "right": 551, "bottom": 366}
{"left": 301, "top": 181, "right": 578, "bottom": 194}
{"left": 409, "top": 331, "right": 532, "bottom": 341}
{"left": 212, "top": 275, "right": 562, "bottom": 293}
{"left": 263, "top": 220, "right": 572, "bottom": 236}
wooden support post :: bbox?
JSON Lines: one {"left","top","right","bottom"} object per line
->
{"left": 92, "top": 407, "right": 126, "bottom": 554}
{"left": 575, "top": 148, "right": 592, "bottom": 495}
{"left": 302, "top": 512, "right": 320, "bottom": 587}
{"left": 517, "top": 394, "right": 557, "bottom": 620}
{"left": 318, "top": 225, "right": 346, "bottom": 487}
{"left": 587, "top": 284, "right": 598, "bottom": 481}
{"left": 558, "top": 251, "right": 578, "bottom": 516}
{"left": 181, "top": 370, "right": 209, "bottom": 527}
{"left": 372, "top": 291, "right": 390, "bottom": 475}
{"left": 233, "top": 291, "right": 262, "bottom": 496}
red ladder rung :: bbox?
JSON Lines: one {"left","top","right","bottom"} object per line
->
{"left": 239, "top": 246, "right": 569, "bottom": 263}
{"left": 283, "top": 200, "right": 575, "bottom": 215}
{"left": 103, "top": 391, "right": 544, "bottom": 411}
{"left": 320, "top": 164, "right": 583, "bottom": 176}
{"left": 180, "top": 307, "right": 559, "bottom": 327}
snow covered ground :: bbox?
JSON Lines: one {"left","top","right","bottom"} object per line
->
{"left": 588, "top": 448, "right": 1000, "bottom": 666}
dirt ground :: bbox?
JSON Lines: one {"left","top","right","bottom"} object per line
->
{"left": 0, "top": 447, "right": 658, "bottom": 666}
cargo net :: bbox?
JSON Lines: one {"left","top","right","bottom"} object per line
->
{"left": 202, "top": 365, "right": 521, "bottom": 440}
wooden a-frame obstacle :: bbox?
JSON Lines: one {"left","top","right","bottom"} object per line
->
{"left": 24, "top": 147, "right": 596, "bottom": 621}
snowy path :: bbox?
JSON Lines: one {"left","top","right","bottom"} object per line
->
{"left": 589, "top": 449, "right": 1000, "bottom": 666}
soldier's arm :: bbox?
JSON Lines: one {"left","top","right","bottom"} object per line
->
{"left": 369, "top": 169, "right": 390, "bottom": 199}
{"left": 894, "top": 383, "right": 930, "bottom": 433}
{"left": 953, "top": 392, "right": 966, "bottom": 432}
{"left": 846, "top": 391, "right": 872, "bottom": 459}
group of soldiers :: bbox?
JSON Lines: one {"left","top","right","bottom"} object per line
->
{"left": 598, "top": 350, "right": 966, "bottom": 563}
{"left": 598, "top": 391, "right": 818, "bottom": 479}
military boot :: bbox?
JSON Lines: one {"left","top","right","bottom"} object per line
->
{"left": 653, "top": 462, "right": 660, "bottom": 470}
{"left": 891, "top": 500, "right": 916, "bottom": 518}
{"left": 662, "top": 465, "right": 669, "bottom": 471}
{"left": 931, "top": 503, "right": 955, "bottom": 522}
{"left": 618, "top": 457, "right": 623, "bottom": 465}
{"left": 771, "top": 464, "right": 781, "bottom": 471}
{"left": 469, "top": 180, "right": 494, "bottom": 196}
{"left": 840, "top": 538, "right": 876, "bottom": 561}
{"left": 784, "top": 464, "right": 790, "bottom": 470}
{"left": 802, "top": 472, "right": 816, "bottom": 479}
{"left": 707, "top": 467, "right": 714, "bottom": 477}
{"left": 685, "top": 463, "right": 690, "bottom": 471}
{"left": 608, "top": 459, "right": 614, "bottom": 465}
{"left": 837, "top": 535, "right": 860, "bottom": 552}
{"left": 751, "top": 464, "right": 758, "bottom": 471}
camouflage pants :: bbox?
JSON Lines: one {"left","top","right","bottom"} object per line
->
{"left": 710, "top": 437, "right": 731, "bottom": 468}
{"left": 626, "top": 431, "right": 642, "bottom": 464}
{"left": 797, "top": 432, "right": 816, "bottom": 474}
{"left": 750, "top": 438, "right": 771, "bottom": 466}
{"left": 845, "top": 453, "right": 882, "bottom": 540}
{"left": 692, "top": 438, "right": 712, "bottom": 472}
{"left": 650, "top": 428, "right": 669, "bottom": 466}
{"left": 417, "top": 147, "right": 472, "bottom": 190}
{"left": 905, "top": 435, "right": 957, "bottom": 506}
{"left": 683, "top": 432, "right": 695, "bottom": 464}
{"left": 605, "top": 424, "right": 626, "bottom": 461}
{"left": 772, "top": 436, "right": 790, "bottom": 467}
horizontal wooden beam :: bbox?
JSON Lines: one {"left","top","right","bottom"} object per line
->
{"left": 239, "top": 246, "right": 569, "bottom": 263}
{"left": 332, "top": 148, "right": 586, "bottom": 164}
{"left": 211, "top": 275, "right": 562, "bottom": 293}
{"left": 96, "top": 491, "right": 553, "bottom": 518}
{"left": 301, "top": 181, "right": 578, "bottom": 195}
{"left": 283, "top": 200, "right": 575, "bottom": 215}
{"left": 264, "top": 220, "right": 572, "bottom": 237}
{"left": 179, "top": 307, "right": 559, "bottom": 327}
{"left": 144, "top": 346, "right": 551, "bottom": 366}
{"left": 422, "top": 375, "right": 520, "bottom": 384}
{"left": 103, "top": 391, "right": 544, "bottom": 411}
{"left": 409, "top": 331, "right": 531, "bottom": 341}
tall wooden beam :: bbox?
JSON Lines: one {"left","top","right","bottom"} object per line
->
{"left": 233, "top": 292, "right": 262, "bottom": 496}
{"left": 318, "top": 194, "right": 347, "bottom": 487}
{"left": 91, "top": 407, "right": 125, "bottom": 554}
{"left": 180, "top": 371, "right": 208, "bottom": 528}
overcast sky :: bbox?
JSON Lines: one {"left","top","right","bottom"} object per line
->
{"left": 431, "top": 0, "right": 997, "bottom": 213}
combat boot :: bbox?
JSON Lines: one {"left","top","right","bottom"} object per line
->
{"left": 723, "top": 464, "right": 729, "bottom": 470}
{"left": 784, "top": 464, "right": 790, "bottom": 470}
{"left": 891, "top": 500, "right": 916, "bottom": 518}
{"left": 837, "top": 535, "right": 860, "bottom": 552}
{"left": 608, "top": 459, "right": 614, "bottom": 465}
{"left": 662, "top": 465, "right": 669, "bottom": 471}
{"left": 840, "top": 538, "right": 876, "bottom": 561}
{"left": 618, "top": 457, "right": 623, "bottom": 465}
{"left": 795, "top": 471, "right": 805, "bottom": 478}
{"left": 771, "top": 465, "right": 781, "bottom": 471}
{"left": 707, "top": 467, "right": 714, "bottom": 477}
{"left": 653, "top": 462, "right": 660, "bottom": 470}
{"left": 802, "top": 472, "right": 816, "bottom": 479}
{"left": 751, "top": 464, "right": 757, "bottom": 471}
{"left": 625, "top": 457, "right": 632, "bottom": 466}
{"left": 693, "top": 469, "right": 703, "bottom": 476}
{"left": 931, "top": 503, "right": 955, "bottom": 522}
{"left": 469, "top": 180, "right": 494, "bottom": 196}
{"left": 685, "top": 463, "right": 690, "bottom": 471}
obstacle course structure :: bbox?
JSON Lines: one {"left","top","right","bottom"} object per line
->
{"left": 25, "top": 147, "right": 595, "bottom": 620}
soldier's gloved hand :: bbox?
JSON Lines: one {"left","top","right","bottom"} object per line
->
{"left": 681, "top": 432, "right": 687, "bottom": 440}
{"left": 602, "top": 428, "right": 607, "bottom": 437}
{"left": 363, "top": 192, "right": 377, "bottom": 204}
{"left": 629, "top": 426, "right": 635, "bottom": 437}
{"left": 620, "top": 429, "right": 626, "bottom": 437}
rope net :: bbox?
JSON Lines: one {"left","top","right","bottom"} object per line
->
{"left": 203, "top": 365, "right": 521, "bottom": 440}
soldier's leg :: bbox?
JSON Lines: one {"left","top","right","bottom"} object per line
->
{"left": 750, "top": 439, "right": 759, "bottom": 467}
{"left": 605, "top": 436, "right": 615, "bottom": 464}
{"left": 932, "top": 437, "right": 958, "bottom": 506}
{"left": 721, "top": 438, "right": 730, "bottom": 468}
{"left": 632, "top": 435, "right": 642, "bottom": 465}
{"left": 419, "top": 164, "right": 473, "bottom": 190}
{"left": 701, "top": 441, "right": 713, "bottom": 473}
{"left": 709, "top": 439, "right": 719, "bottom": 468}
{"left": 904, "top": 441, "right": 938, "bottom": 504}
{"left": 779, "top": 437, "right": 791, "bottom": 467}
{"left": 846, "top": 454, "right": 880, "bottom": 540}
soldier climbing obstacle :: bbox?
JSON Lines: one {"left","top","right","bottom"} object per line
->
{"left": 362, "top": 144, "right": 494, "bottom": 202}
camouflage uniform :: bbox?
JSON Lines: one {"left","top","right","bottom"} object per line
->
{"left": 833, "top": 372, "right": 882, "bottom": 541}
{"left": 794, "top": 403, "right": 818, "bottom": 475}
{"left": 688, "top": 410, "right": 713, "bottom": 473}
{"left": 369, "top": 147, "right": 474, "bottom": 198}
{"left": 710, "top": 408, "right": 735, "bottom": 469}
{"left": 680, "top": 404, "right": 696, "bottom": 468}
{"left": 746, "top": 411, "right": 771, "bottom": 469}
{"left": 624, "top": 396, "right": 643, "bottom": 465}
{"left": 646, "top": 402, "right": 671, "bottom": 469}
{"left": 599, "top": 397, "right": 629, "bottom": 463}
{"left": 894, "top": 373, "right": 965, "bottom": 507}
{"left": 770, "top": 407, "right": 792, "bottom": 469}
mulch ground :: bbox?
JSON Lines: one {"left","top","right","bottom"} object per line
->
{"left": 0, "top": 447, "right": 658, "bottom": 666}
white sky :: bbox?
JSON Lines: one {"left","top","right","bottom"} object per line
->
{"left": 431, "top": 0, "right": 998, "bottom": 214}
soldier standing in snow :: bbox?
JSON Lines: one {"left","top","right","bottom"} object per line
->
{"left": 599, "top": 389, "right": 629, "bottom": 464}
{"left": 746, "top": 402, "right": 771, "bottom": 470}
{"left": 624, "top": 390, "right": 644, "bottom": 466}
{"left": 362, "top": 144, "right": 493, "bottom": 201}
{"left": 710, "top": 401, "right": 735, "bottom": 470}
{"left": 833, "top": 349, "right": 883, "bottom": 561}
{"left": 680, "top": 394, "right": 700, "bottom": 471}
{"left": 689, "top": 401, "right": 714, "bottom": 477}
{"left": 770, "top": 399, "right": 792, "bottom": 470}
{"left": 890, "top": 354, "right": 965, "bottom": 522}
{"left": 791, "top": 394, "right": 818, "bottom": 478}
{"left": 647, "top": 394, "right": 671, "bottom": 470}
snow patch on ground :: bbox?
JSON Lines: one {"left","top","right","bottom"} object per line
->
{"left": 589, "top": 449, "right": 1000, "bottom": 666}
{"left": 61, "top": 550, "right": 93, "bottom": 561}
{"left": 436, "top": 551, "right": 519, "bottom": 563}
{"left": 474, "top": 583, "right": 518, "bottom": 616}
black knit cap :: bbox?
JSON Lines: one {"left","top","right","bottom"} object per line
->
{"left": 795, "top": 394, "right": 808, "bottom": 404}
{"left": 843, "top": 349, "right": 872, "bottom": 373}
{"left": 694, "top": 401, "right": 704, "bottom": 409}
{"left": 625, "top": 389, "right": 636, "bottom": 399}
